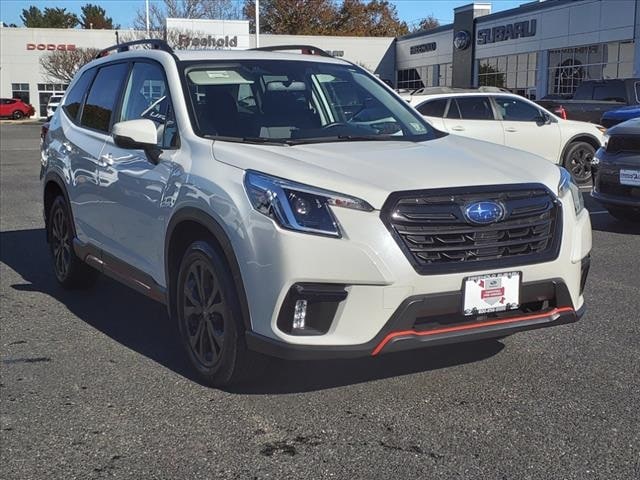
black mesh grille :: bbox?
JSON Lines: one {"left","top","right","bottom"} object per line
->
{"left": 607, "top": 134, "right": 640, "bottom": 154}
{"left": 381, "top": 185, "right": 562, "bottom": 274}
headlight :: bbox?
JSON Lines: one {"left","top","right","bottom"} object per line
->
{"left": 595, "top": 124, "right": 607, "bottom": 134}
{"left": 244, "top": 171, "right": 374, "bottom": 237}
{"left": 557, "top": 166, "right": 584, "bottom": 214}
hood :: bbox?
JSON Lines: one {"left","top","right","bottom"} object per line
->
{"left": 212, "top": 135, "right": 562, "bottom": 209}
{"left": 608, "top": 118, "right": 640, "bottom": 135}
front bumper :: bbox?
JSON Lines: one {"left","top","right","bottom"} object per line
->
{"left": 224, "top": 170, "right": 592, "bottom": 356}
{"left": 592, "top": 150, "right": 640, "bottom": 208}
{"left": 246, "top": 279, "right": 585, "bottom": 360}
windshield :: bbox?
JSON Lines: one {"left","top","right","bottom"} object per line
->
{"left": 182, "top": 60, "right": 437, "bottom": 144}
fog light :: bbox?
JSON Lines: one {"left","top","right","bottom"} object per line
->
{"left": 293, "top": 299, "right": 307, "bottom": 330}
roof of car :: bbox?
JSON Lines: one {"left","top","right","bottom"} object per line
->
{"left": 409, "top": 91, "right": 521, "bottom": 106}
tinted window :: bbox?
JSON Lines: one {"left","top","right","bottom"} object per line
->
{"left": 446, "top": 99, "right": 461, "bottom": 119}
{"left": 3, "top": 99, "right": 16, "bottom": 105}
{"left": 592, "top": 83, "right": 626, "bottom": 102}
{"left": 119, "top": 62, "right": 178, "bottom": 148}
{"left": 635, "top": 82, "right": 640, "bottom": 103}
{"left": 495, "top": 96, "right": 541, "bottom": 121}
{"left": 454, "top": 97, "right": 495, "bottom": 120}
{"left": 63, "top": 69, "right": 96, "bottom": 122}
{"left": 417, "top": 99, "right": 447, "bottom": 117}
{"left": 81, "top": 63, "right": 129, "bottom": 132}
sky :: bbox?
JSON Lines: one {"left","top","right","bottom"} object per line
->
{"left": 1, "top": 0, "right": 526, "bottom": 30}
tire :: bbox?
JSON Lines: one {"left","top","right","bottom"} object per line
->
{"left": 563, "top": 141, "right": 595, "bottom": 186}
{"left": 47, "top": 196, "right": 99, "bottom": 289}
{"left": 12, "top": 110, "right": 24, "bottom": 120}
{"left": 607, "top": 207, "right": 640, "bottom": 223}
{"left": 176, "top": 240, "right": 260, "bottom": 387}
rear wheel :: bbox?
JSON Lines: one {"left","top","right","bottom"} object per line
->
{"left": 47, "top": 196, "right": 98, "bottom": 288}
{"left": 563, "top": 141, "right": 595, "bottom": 186}
{"left": 12, "top": 110, "right": 24, "bottom": 120}
{"left": 176, "top": 240, "right": 260, "bottom": 386}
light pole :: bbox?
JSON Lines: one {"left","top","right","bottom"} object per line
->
{"left": 146, "top": 0, "right": 150, "bottom": 37}
{"left": 255, "top": 0, "right": 260, "bottom": 48}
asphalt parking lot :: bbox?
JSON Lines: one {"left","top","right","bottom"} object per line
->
{"left": 1, "top": 123, "right": 639, "bottom": 479}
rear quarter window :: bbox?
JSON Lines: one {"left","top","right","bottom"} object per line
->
{"left": 63, "top": 68, "right": 96, "bottom": 122}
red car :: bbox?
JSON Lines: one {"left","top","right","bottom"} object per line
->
{"left": 0, "top": 98, "right": 35, "bottom": 120}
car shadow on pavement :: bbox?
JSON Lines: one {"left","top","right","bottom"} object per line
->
{"left": 1, "top": 228, "right": 504, "bottom": 394}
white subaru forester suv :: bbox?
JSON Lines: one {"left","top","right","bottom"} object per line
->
{"left": 41, "top": 40, "right": 592, "bottom": 386}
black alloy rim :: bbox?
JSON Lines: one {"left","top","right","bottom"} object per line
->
{"left": 568, "top": 146, "right": 593, "bottom": 182}
{"left": 51, "top": 205, "right": 71, "bottom": 280}
{"left": 182, "top": 259, "right": 225, "bottom": 368}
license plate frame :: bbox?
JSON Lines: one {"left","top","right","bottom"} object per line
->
{"left": 620, "top": 169, "right": 640, "bottom": 187}
{"left": 463, "top": 271, "right": 521, "bottom": 316}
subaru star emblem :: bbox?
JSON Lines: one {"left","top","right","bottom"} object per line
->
{"left": 463, "top": 201, "right": 505, "bottom": 224}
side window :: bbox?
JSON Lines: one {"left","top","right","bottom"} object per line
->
{"left": 446, "top": 99, "right": 461, "bottom": 119}
{"left": 455, "top": 97, "right": 495, "bottom": 120}
{"left": 119, "top": 61, "right": 178, "bottom": 148}
{"left": 417, "top": 99, "right": 447, "bottom": 117}
{"left": 495, "top": 96, "right": 541, "bottom": 121}
{"left": 81, "top": 63, "right": 129, "bottom": 133}
{"left": 63, "top": 68, "right": 96, "bottom": 122}
{"left": 592, "top": 84, "right": 626, "bottom": 102}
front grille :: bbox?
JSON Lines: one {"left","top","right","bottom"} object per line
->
{"left": 607, "top": 134, "right": 640, "bottom": 154}
{"left": 381, "top": 185, "right": 562, "bottom": 274}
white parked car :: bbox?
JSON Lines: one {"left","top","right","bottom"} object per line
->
{"left": 41, "top": 41, "right": 592, "bottom": 386}
{"left": 410, "top": 91, "right": 605, "bottom": 185}
{"left": 46, "top": 95, "right": 63, "bottom": 118}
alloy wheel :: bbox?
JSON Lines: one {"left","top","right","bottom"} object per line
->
{"left": 567, "top": 146, "right": 593, "bottom": 183}
{"left": 182, "top": 259, "right": 226, "bottom": 368}
{"left": 50, "top": 205, "right": 71, "bottom": 280}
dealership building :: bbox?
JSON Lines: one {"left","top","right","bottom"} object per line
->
{"left": 1, "top": 0, "right": 639, "bottom": 117}
{"left": 397, "top": 0, "right": 640, "bottom": 99}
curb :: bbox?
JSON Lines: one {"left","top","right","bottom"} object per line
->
{"left": 0, "top": 119, "right": 44, "bottom": 126}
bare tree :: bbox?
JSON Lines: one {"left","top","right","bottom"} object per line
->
{"left": 39, "top": 48, "right": 100, "bottom": 83}
{"left": 132, "top": 0, "right": 241, "bottom": 37}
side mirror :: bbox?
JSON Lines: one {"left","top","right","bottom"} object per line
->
{"left": 112, "top": 119, "right": 160, "bottom": 163}
{"left": 535, "top": 112, "right": 552, "bottom": 126}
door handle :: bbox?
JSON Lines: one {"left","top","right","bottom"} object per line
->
{"left": 451, "top": 126, "right": 465, "bottom": 131}
{"left": 505, "top": 127, "right": 518, "bottom": 133}
{"left": 98, "top": 153, "right": 114, "bottom": 167}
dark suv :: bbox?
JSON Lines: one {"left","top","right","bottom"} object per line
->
{"left": 592, "top": 118, "right": 640, "bottom": 221}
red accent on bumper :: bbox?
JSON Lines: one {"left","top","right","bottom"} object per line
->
{"left": 371, "top": 306, "right": 575, "bottom": 356}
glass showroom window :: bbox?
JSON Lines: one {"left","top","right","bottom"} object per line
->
{"left": 438, "top": 63, "right": 452, "bottom": 87}
{"left": 397, "top": 68, "right": 423, "bottom": 90}
{"left": 11, "top": 83, "right": 30, "bottom": 104}
{"left": 478, "top": 52, "right": 537, "bottom": 99}
{"left": 548, "top": 41, "right": 635, "bottom": 96}
{"left": 37, "top": 83, "right": 69, "bottom": 117}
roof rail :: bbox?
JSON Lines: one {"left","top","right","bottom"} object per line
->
{"left": 250, "top": 45, "right": 333, "bottom": 58}
{"left": 95, "top": 39, "right": 174, "bottom": 59}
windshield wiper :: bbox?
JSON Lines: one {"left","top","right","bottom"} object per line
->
{"left": 286, "top": 135, "right": 398, "bottom": 145}
{"left": 203, "top": 135, "right": 292, "bottom": 146}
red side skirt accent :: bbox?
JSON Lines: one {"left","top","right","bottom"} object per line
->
{"left": 370, "top": 306, "right": 575, "bottom": 356}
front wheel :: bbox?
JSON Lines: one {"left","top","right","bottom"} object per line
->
{"left": 563, "top": 141, "right": 595, "bottom": 186}
{"left": 176, "top": 240, "right": 260, "bottom": 386}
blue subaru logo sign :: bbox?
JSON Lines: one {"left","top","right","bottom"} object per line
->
{"left": 464, "top": 201, "right": 505, "bottom": 224}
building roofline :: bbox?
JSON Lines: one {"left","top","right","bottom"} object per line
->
{"left": 475, "top": 0, "right": 576, "bottom": 24}
{"left": 396, "top": 24, "right": 454, "bottom": 42}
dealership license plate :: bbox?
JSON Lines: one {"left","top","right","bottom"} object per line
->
{"left": 620, "top": 169, "right": 640, "bottom": 187}
{"left": 463, "top": 272, "right": 520, "bottom": 316}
